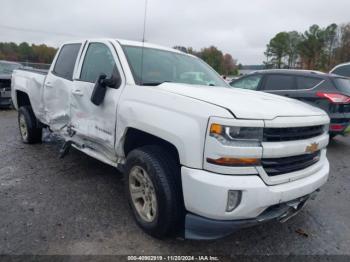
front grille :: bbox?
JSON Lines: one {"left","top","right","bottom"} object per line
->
{"left": 0, "top": 79, "right": 11, "bottom": 91}
{"left": 263, "top": 125, "right": 324, "bottom": 142}
{"left": 262, "top": 151, "right": 321, "bottom": 176}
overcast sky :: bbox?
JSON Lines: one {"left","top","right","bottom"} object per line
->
{"left": 1, "top": 0, "right": 349, "bottom": 64}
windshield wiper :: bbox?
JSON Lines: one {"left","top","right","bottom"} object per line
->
{"left": 141, "top": 82, "right": 163, "bottom": 86}
{"left": 141, "top": 81, "right": 172, "bottom": 86}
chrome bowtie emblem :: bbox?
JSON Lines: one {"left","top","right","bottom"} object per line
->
{"left": 305, "top": 142, "right": 319, "bottom": 154}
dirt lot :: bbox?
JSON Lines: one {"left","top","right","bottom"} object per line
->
{"left": 0, "top": 109, "right": 349, "bottom": 255}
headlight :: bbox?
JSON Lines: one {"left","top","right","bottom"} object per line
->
{"left": 210, "top": 123, "right": 263, "bottom": 147}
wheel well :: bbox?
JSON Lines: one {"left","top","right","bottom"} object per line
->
{"left": 124, "top": 128, "right": 180, "bottom": 164}
{"left": 15, "top": 91, "right": 44, "bottom": 127}
{"left": 16, "top": 91, "right": 31, "bottom": 108}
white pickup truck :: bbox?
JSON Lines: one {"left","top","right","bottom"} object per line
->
{"left": 11, "top": 39, "right": 330, "bottom": 240}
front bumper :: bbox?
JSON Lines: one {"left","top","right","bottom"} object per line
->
{"left": 0, "top": 90, "right": 12, "bottom": 107}
{"left": 181, "top": 158, "right": 329, "bottom": 239}
{"left": 185, "top": 193, "right": 312, "bottom": 240}
{"left": 0, "top": 97, "right": 12, "bottom": 106}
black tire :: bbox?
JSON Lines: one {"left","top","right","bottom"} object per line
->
{"left": 329, "top": 134, "right": 337, "bottom": 140}
{"left": 124, "top": 145, "right": 184, "bottom": 238}
{"left": 18, "top": 106, "right": 42, "bottom": 144}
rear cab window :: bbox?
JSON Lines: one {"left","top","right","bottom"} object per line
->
{"left": 53, "top": 43, "right": 82, "bottom": 80}
{"left": 263, "top": 74, "right": 295, "bottom": 91}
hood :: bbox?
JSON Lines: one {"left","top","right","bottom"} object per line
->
{"left": 158, "top": 83, "right": 326, "bottom": 120}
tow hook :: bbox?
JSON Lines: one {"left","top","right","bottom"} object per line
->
{"left": 278, "top": 195, "right": 310, "bottom": 223}
{"left": 310, "top": 189, "right": 320, "bottom": 200}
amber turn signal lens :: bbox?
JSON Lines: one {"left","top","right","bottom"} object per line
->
{"left": 207, "top": 157, "right": 261, "bottom": 166}
{"left": 210, "top": 123, "right": 223, "bottom": 135}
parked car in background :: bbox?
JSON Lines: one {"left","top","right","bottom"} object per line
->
{"left": 330, "top": 62, "right": 350, "bottom": 78}
{"left": 230, "top": 69, "right": 350, "bottom": 138}
{"left": 222, "top": 76, "right": 239, "bottom": 83}
{"left": 0, "top": 60, "right": 22, "bottom": 108}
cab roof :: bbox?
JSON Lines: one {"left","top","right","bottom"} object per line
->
{"left": 63, "top": 38, "right": 192, "bottom": 56}
{"left": 116, "top": 39, "right": 184, "bottom": 54}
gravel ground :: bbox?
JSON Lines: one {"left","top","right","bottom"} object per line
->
{"left": 0, "top": 109, "right": 349, "bottom": 255}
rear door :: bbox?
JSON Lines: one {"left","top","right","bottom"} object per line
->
{"left": 262, "top": 73, "right": 336, "bottom": 117}
{"left": 43, "top": 42, "right": 83, "bottom": 130}
{"left": 70, "top": 40, "right": 125, "bottom": 160}
{"left": 261, "top": 74, "right": 297, "bottom": 98}
{"left": 294, "top": 75, "right": 325, "bottom": 102}
{"left": 262, "top": 74, "right": 327, "bottom": 105}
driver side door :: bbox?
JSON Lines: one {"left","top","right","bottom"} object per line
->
{"left": 70, "top": 40, "right": 125, "bottom": 161}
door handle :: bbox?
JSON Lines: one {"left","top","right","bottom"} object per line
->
{"left": 72, "top": 90, "right": 83, "bottom": 96}
{"left": 45, "top": 82, "right": 53, "bottom": 88}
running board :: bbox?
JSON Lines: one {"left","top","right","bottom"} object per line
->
{"left": 71, "top": 144, "right": 120, "bottom": 168}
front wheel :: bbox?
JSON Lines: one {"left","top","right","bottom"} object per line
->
{"left": 18, "top": 106, "right": 42, "bottom": 144}
{"left": 124, "top": 145, "right": 184, "bottom": 238}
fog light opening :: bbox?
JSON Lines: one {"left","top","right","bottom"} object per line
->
{"left": 226, "top": 190, "right": 242, "bottom": 212}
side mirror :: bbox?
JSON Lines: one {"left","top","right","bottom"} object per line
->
{"left": 90, "top": 74, "right": 121, "bottom": 106}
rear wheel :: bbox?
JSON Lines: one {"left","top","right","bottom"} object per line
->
{"left": 124, "top": 145, "right": 184, "bottom": 238}
{"left": 18, "top": 106, "right": 42, "bottom": 144}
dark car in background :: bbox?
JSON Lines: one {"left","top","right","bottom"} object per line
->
{"left": 0, "top": 60, "right": 22, "bottom": 108}
{"left": 230, "top": 69, "right": 350, "bottom": 138}
{"left": 331, "top": 62, "right": 350, "bottom": 78}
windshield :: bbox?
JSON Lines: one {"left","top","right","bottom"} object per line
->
{"left": 0, "top": 62, "right": 21, "bottom": 75}
{"left": 122, "top": 45, "right": 228, "bottom": 87}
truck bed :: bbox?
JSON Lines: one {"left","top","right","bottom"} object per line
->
{"left": 18, "top": 68, "right": 48, "bottom": 75}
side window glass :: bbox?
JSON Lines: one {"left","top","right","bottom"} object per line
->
{"left": 80, "top": 43, "right": 118, "bottom": 83}
{"left": 264, "top": 75, "right": 295, "bottom": 90}
{"left": 296, "top": 76, "right": 322, "bottom": 90}
{"left": 333, "top": 65, "right": 350, "bottom": 78}
{"left": 230, "top": 75, "right": 262, "bottom": 90}
{"left": 53, "top": 44, "right": 81, "bottom": 80}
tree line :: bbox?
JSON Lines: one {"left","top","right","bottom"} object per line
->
{"left": 264, "top": 23, "right": 350, "bottom": 71}
{"left": 0, "top": 41, "right": 239, "bottom": 75}
{"left": 174, "top": 46, "right": 239, "bottom": 76}
{"left": 0, "top": 42, "right": 57, "bottom": 64}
